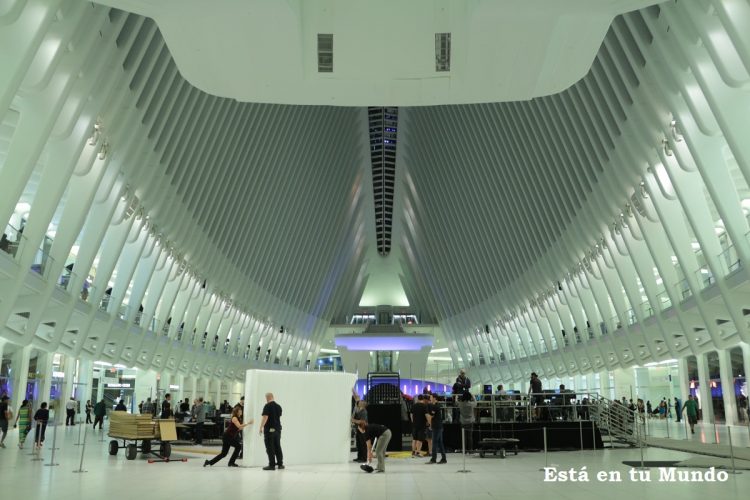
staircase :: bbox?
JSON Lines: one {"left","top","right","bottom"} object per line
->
{"left": 588, "top": 396, "right": 645, "bottom": 447}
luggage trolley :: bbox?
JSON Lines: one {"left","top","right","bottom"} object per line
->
{"left": 477, "top": 437, "right": 520, "bottom": 458}
{"left": 108, "top": 413, "right": 179, "bottom": 461}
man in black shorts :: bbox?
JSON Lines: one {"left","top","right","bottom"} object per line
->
{"left": 410, "top": 395, "right": 427, "bottom": 457}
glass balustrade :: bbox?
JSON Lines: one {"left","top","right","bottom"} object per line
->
{"left": 676, "top": 278, "right": 691, "bottom": 300}
{"left": 696, "top": 267, "right": 714, "bottom": 288}
{"left": 1, "top": 223, "right": 25, "bottom": 258}
{"left": 656, "top": 290, "right": 672, "bottom": 311}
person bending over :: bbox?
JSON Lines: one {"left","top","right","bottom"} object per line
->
{"left": 358, "top": 422, "right": 392, "bottom": 473}
{"left": 204, "top": 405, "right": 253, "bottom": 467}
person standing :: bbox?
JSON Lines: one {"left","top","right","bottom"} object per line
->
{"left": 426, "top": 393, "right": 446, "bottom": 464}
{"left": 0, "top": 396, "right": 10, "bottom": 448}
{"left": 65, "top": 397, "right": 76, "bottom": 426}
{"left": 351, "top": 397, "right": 368, "bottom": 462}
{"left": 85, "top": 400, "right": 93, "bottom": 424}
{"left": 160, "top": 394, "right": 173, "bottom": 419}
{"left": 33, "top": 402, "right": 50, "bottom": 449}
{"left": 14, "top": 399, "right": 32, "bottom": 448}
{"left": 192, "top": 397, "right": 206, "bottom": 445}
{"left": 259, "top": 392, "right": 284, "bottom": 470}
{"left": 204, "top": 405, "right": 253, "bottom": 467}
{"left": 114, "top": 400, "right": 127, "bottom": 412}
{"left": 674, "top": 397, "right": 682, "bottom": 423}
{"left": 142, "top": 397, "right": 154, "bottom": 415}
{"left": 93, "top": 399, "right": 106, "bottom": 429}
{"left": 682, "top": 394, "right": 699, "bottom": 434}
{"left": 528, "top": 372, "right": 543, "bottom": 420}
{"left": 458, "top": 391, "right": 477, "bottom": 453}
{"left": 410, "top": 395, "right": 427, "bottom": 457}
{"left": 358, "top": 421, "right": 392, "bottom": 473}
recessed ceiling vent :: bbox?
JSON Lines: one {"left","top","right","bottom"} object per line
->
{"left": 368, "top": 107, "right": 398, "bottom": 256}
{"left": 435, "top": 33, "right": 451, "bottom": 72}
{"left": 317, "top": 34, "right": 333, "bottom": 72}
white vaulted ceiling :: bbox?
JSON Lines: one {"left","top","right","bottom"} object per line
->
{"left": 93, "top": 0, "right": 660, "bottom": 105}
{"left": 2, "top": 0, "right": 750, "bottom": 384}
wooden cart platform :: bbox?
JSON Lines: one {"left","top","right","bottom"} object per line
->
{"left": 108, "top": 413, "right": 179, "bottom": 461}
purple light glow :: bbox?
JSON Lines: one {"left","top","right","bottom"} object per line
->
{"left": 335, "top": 334, "right": 433, "bottom": 351}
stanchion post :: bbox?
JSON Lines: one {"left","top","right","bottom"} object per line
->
{"left": 591, "top": 421, "right": 596, "bottom": 451}
{"left": 579, "top": 420, "right": 583, "bottom": 451}
{"left": 713, "top": 421, "right": 718, "bottom": 444}
{"left": 684, "top": 418, "right": 689, "bottom": 440}
{"left": 637, "top": 418, "right": 645, "bottom": 470}
{"left": 73, "top": 422, "right": 88, "bottom": 474}
{"left": 45, "top": 418, "right": 60, "bottom": 466}
{"left": 30, "top": 422, "right": 43, "bottom": 461}
{"left": 457, "top": 426, "right": 470, "bottom": 473}
{"left": 666, "top": 416, "right": 670, "bottom": 439}
{"left": 728, "top": 427, "right": 739, "bottom": 475}
{"left": 538, "top": 427, "right": 548, "bottom": 471}
{"left": 75, "top": 417, "right": 83, "bottom": 446}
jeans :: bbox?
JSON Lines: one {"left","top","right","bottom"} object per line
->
{"left": 431, "top": 427, "right": 445, "bottom": 460}
{"left": 208, "top": 434, "right": 241, "bottom": 465}
{"left": 374, "top": 429, "right": 392, "bottom": 471}
{"left": 194, "top": 422, "right": 204, "bottom": 444}
{"left": 355, "top": 427, "right": 367, "bottom": 460}
{"left": 264, "top": 429, "right": 283, "bottom": 467}
{"left": 34, "top": 422, "right": 47, "bottom": 445}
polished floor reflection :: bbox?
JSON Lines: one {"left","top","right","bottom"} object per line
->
{"left": 1, "top": 420, "right": 750, "bottom": 500}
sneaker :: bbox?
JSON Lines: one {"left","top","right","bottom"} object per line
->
{"left": 277, "top": 465, "right": 285, "bottom": 470}
{"left": 263, "top": 466, "right": 275, "bottom": 471}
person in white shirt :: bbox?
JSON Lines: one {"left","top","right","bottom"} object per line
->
{"left": 65, "top": 397, "right": 76, "bottom": 426}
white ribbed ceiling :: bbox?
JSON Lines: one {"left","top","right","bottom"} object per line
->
{"left": 94, "top": 0, "right": 660, "bottom": 105}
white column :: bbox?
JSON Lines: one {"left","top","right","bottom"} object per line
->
{"left": 135, "top": 369, "right": 158, "bottom": 411}
{"left": 202, "top": 378, "right": 209, "bottom": 402}
{"left": 176, "top": 374, "right": 185, "bottom": 402}
{"left": 62, "top": 354, "right": 76, "bottom": 401}
{"left": 678, "top": 357, "right": 689, "bottom": 402}
{"left": 696, "top": 353, "right": 714, "bottom": 424}
{"left": 160, "top": 372, "right": 172, "bottom": 399}
{"left": 79, "top": 359, "right": 94, "bottom": 406}
{"left": 215, "top": 377, "right": 221, "bottom": 407}
{"left": 718, "top": 349, "right": 738, "bottom": 426}
{"left": 190, "top": 377, "right": 197, "bottom": 402}
{"left": 11, "top": 345, "right": 31, "bottom": 402}
{"left": 37, "top": 352, "right": 55, "bottom": 419}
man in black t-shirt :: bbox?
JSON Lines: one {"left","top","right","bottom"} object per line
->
{"left": 34, "top": 402, "right": 50, "bottom": 448}
{"left": 410, "top": 395, "right": 427, "bottom": 457}
{"left": 259, "top": 393, "right": 283, "bottom": 470}
{"left": 426, "top": 394, "right": 446, "bottom": 464}
{"left": 358, "top": 422, "right": 392, "bottom": 473}
{"left": 161, "top": 394, "right": 173, "bottom": 419}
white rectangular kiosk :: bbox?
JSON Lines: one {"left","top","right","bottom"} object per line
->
{"left": 243, "top": 369, "right": 357, "bottom": 467}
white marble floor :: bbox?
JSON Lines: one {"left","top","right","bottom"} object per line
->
{"left": 1, "top": 421, "right": 749, "bottom": 500}
{"left": 644, "top": 418, "right": 750, "bottom": 447}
